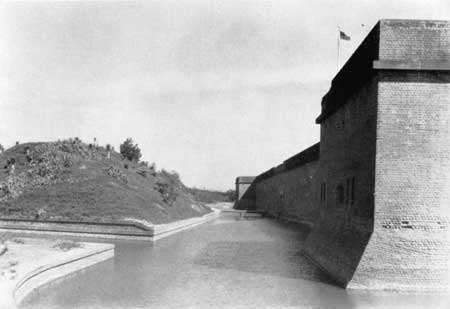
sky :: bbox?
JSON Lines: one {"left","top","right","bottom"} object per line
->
{"left": 1, "top": 0, "right": 449, "bottom": 190}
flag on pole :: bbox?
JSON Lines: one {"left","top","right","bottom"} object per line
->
{"left": 339, "top": 30, "right": 351, "bottom": 41}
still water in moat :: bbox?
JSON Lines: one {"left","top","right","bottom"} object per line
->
{"left": 20, "top": 213, "right": 450, "bottom": 308}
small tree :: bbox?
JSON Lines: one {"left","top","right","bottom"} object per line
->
{"left": 225, "top": 189, "right": 236, "bottom": 202}
{"left": 120, "top": 138, "right": 142, "bottom": 162}
{"left": 0, "top": 144, "right": 4, "bottom": 153}
{"left": 106, "top": 144, "right": 112, "bottom": 159}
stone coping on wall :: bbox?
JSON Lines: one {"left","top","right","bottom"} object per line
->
{"left": 254, "top": 142, "right": 320, "bottom": 184}
{"left": 282, "top": 142, "right": 320, "bottom": 170}
{"left": 235, "top": 176, "right": 256, "bottom": 184}
{"left": 0, "top": 209, "right": 220, "bottom": 242}
{"left": 151, "top": 209, "right": 220, "bottom": 240}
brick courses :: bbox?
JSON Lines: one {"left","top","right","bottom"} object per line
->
{"left": 236, "top": 19, "right": 450, "bottom": 290}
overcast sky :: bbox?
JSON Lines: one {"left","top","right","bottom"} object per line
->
{"left": 1, "top": 0, "right": 449, "bottom": 190}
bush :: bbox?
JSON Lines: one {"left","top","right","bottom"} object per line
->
{"left": 136, "top": 169, "right": 147, "bottom": 178}
{"left": 104, "top": 166, "right": 128, "bottom": 183}
{"left": 139, "top": 161, "right": 149, "bottom": 168}
{"left": 0, "top": 176, "right": 24, "bottom": 201}
{"left": 156, "top": 182, "right": 177, "bottom": 205}
{"left": 61, "top": 154, "right": 73, "bottom": 168}
{"left": 120, "top": 138, "right": 142, "bottom": 162}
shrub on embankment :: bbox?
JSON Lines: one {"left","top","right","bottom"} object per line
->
{"left": 0, "top": 139, "right": 210, "bottom": 224}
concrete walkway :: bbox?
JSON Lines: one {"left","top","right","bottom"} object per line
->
{"left": 0, "top": 237, "right": 113, "bottom": 308}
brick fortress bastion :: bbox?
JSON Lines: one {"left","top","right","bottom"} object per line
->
{"left": 235, "top": 19, "right": 450, "bottom": 290}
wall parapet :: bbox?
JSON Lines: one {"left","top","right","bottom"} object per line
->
{"left": 254, "top": 143, "right": 320, "bottom": 184}
{"left": 235, "top": 176, "right": 256, "bottom": 184}
{"left": 235, "top": 143, "right": 320, "bottom": 223}
{"left": 316, "top": 19, "right": 450, "bottom": 124}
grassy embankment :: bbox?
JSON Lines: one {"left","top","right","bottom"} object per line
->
{"left": 0, "top": 139, "right": 212, "bottom": 224}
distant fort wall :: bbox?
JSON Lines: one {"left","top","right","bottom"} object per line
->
{"left": 234, "top": 176, "right": 256, "bottom": 210}
{"left": 235, "top": 143, "right": 319, "bottom": 227}
{"left": 235, "top": 19, "right": 450, "bottom": 290}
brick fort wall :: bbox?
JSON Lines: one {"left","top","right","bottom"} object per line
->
{"left": 235, "top": 19, "right": 450, "bottom": 290}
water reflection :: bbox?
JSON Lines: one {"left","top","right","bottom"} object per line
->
{"left": 17, "top": 215, "right": 450, "bottom": 308}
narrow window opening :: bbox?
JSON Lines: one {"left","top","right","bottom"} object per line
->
{"left": 350, "top": 177, "right": 355, "bottom": 205}
{"left": 345, "top": 178, "right": 350, "bottom": 204}
{"left": 336, "top": 184, "right": 344, "bottom": 204}
{"left": 320, "top": 182, "right": 327, "bottom": 204}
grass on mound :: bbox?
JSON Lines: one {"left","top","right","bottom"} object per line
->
{"left": 0, "top": 139, "right": 210, "bottom": 224}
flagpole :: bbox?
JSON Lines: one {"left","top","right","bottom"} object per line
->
{"left": 337, "top": 26, "right": 340, "bottom": 71}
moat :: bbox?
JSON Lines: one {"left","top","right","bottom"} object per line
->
{"left": 16, "top": 213, "right": 450, "bottom": 308}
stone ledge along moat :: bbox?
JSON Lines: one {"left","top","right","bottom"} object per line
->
{"left": 17, "top": 212, "right": 450, "bottom": 308}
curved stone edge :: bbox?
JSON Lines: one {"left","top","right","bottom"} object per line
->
{"left": 152, "top": 209, "right": 220, "bottom": 240}
{"left": 0, "top": 218, "right": 152, "bottom": 240}
{"left": 13, "top": 244, "right": 114, "bottom": 307}
{"left": 0, "top": 228, "right": 153, "bottom": 241}
{"left": 0, "top": 210, "right": 220, "bottom": 242}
